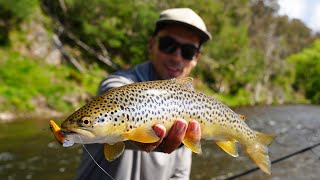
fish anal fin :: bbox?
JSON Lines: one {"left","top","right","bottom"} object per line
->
{"left": 215, "top": 140, "right": 239, "bottom": 157}
{"left": 182, "top": 131, "right": 202, "bottom": 154}
{"left": 245, "top": 132, "right": 276, "bottom": 175}
{"left": 121, "top": 125, "right": 160, "bottom": 143}
{"left": 104, "top": 142, "right": 125, "bottom": 161}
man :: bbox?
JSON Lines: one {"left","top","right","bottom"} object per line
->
{"left": 75, "top": 8, "right": 212, "bottom": 180}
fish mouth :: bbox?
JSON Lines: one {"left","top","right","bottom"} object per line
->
{"left": 61, "top": 128, "right": 95, "bottom": 138}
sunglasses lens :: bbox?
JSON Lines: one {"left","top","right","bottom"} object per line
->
{"left": 158, "top": 36, "right": 199, "bottom": 60}
{"left": 181, "top": 45, "right": 198, "bottom": 60}
{"left": 158, "top": 36, "right": 177, "bottom": 53}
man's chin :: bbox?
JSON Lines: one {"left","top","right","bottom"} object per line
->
{"left": 166, "top": 74, "right": 181, "bottom": 79}
{"left": 158, "top": 69, "right": 182, "bottom": 79}
{"left": 166, "top": 71, "right": 183, "bottom": 79}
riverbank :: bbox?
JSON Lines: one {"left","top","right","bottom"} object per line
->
{"left": 0, "top": 110, "right": 63, "bottom": 123}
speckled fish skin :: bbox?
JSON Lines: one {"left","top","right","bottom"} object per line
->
{"left": 60, "top": 77, "right": 275, "bottom": 174}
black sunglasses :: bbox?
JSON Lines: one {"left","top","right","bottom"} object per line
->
{"left": 158, "top": 36, "right": 199, "bottom": 60}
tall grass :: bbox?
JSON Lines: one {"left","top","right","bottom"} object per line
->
{"left": 0, "top": 50, "right": 106, "bottom": 112}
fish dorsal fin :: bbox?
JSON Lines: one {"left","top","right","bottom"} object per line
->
{"left": 104, "top": 142, "right": 125, "bottom": 161}
{"left": 215, "top": 140, "right": 239, "bottom": 157}
{"left": 239, "top": 114, "right": 246, "bottom": 121}
{"left": 121, "top": 125, "right": 160, "bottom": 143}
{"left": 172, "top": 77, "right": 194, "bottom": 90}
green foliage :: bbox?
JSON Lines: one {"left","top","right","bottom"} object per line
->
{"left": 41, "top": 0, "right": 159, "bottom": 66}
{"left": 287, "top": 40, "right": 320, "bottom": 104}
{"left": 0, "top": 0, "right": 39, "bottom": 45}
{"left": 193, "top": 1, "right": 266, "bottom": 99}
{"left": 0, "top": 49, "right": 106, "bottom": 112}
{"left": 0, "top": 0, "right": 38, "bottom": 19}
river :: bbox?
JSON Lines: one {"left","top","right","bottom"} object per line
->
{"left": 0, "top": 105, "right": 319, "bottom": 180}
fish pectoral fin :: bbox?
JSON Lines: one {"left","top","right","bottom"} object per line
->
{"left": 182, "top": 134, "right": 202, "bottom": 154}
{"left": 215, "top": 140, "right": 239, "bottom": 157}
{"left": 121, "top": 125, "right": 160, "bottom": 143}
{"left": 104, "top": 142, "right": 125, "bottom": 161}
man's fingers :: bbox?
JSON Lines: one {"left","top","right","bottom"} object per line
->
{"left": 186, "top": 120, "right": 201, "bottom": 140}
{"left": 162, "top": 120, "right": 187, "bottom": 153}
{"left": 141, "top": 124, "right": 166, "bottom": 152}
{"left": 140, "top": 120, "right": 201, "bottom": 154}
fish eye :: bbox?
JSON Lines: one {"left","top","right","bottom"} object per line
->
{"left": 80, "top": 117, "right": 92, "bottom": 127}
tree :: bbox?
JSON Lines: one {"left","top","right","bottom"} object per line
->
{"left": 287, "top": 40, "right": 320, "bottom": 104}
{"left": 0, "top": 0, "right": 39, "bottom": 45}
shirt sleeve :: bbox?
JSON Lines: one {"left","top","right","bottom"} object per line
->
{"left": 97, "top": 74, "right": 135, "bottom": 95}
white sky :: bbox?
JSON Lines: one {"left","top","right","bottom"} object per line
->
{"left": 278, "top": 0, "right": 320, "bottom": 32}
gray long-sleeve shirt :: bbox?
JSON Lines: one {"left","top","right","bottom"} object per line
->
{"left": 75, "top": 61, "right": 192, "bottom": 180}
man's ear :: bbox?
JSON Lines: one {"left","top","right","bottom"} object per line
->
{"left": 190, "top": 51, "right": 201, "bottom": 67}
{"left": 193, "top": 51, "right": 201, "bottom": 65}
{"left": 195, "top": 51, "right": 201, "bottom": 59}
{"left": 148, "top": 37, "right": 156, "bottom": 53}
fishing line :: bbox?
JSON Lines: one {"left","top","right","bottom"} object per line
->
{"left": 77, "top": 135, "right": 115, "bottom": 180}
{"left": 226, "top": 141, "right": 320, "bottom": 180}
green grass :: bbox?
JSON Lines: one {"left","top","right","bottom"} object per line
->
{"left": 0, "top": 49, "right": 107, "bottom": 113}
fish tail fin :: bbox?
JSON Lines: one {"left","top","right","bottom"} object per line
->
{"left": 245, "top": 132, "right": 276, "bottom": 175}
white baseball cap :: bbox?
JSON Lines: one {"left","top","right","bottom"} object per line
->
{"left": 155, "top": 8, "right": 212, "bottom": 43}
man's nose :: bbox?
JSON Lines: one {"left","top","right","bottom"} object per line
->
{"left": 170, "top": 47, "right": 184, "bottom": 62}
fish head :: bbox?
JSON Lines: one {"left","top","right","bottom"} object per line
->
{"left": 60, "top": 106, "right": 99, "bottom": 143}
{"left": 60, "top": 99, "right": 121, "bottom": 144}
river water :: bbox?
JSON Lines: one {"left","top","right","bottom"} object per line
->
{"left": 0, "top": 105, "right": 319, "bottom": 180}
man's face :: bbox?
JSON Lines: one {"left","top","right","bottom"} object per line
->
{"left": 149, "top": 25, "right": 201, "bottom": 80}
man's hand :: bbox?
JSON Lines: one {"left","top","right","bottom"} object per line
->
{"left": 142, "top": 119, "right": 201, "bottom": 153}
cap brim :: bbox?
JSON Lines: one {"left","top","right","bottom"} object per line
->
{"left": 156, "top": 20, "right": 212, "bottom": 44}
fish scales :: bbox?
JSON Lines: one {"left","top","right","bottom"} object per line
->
{"left": 58, "top": 77, "right": 275, "bottom": 174}
{"left": 88, "top": 78, "right": 250, "bottom": 138}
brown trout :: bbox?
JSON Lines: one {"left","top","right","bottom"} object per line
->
{"left": 56, "top": 77, "right": 275, "bottom": 174}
